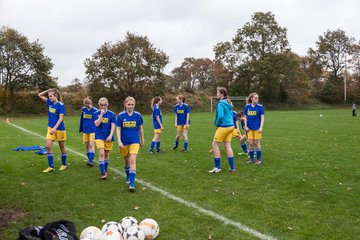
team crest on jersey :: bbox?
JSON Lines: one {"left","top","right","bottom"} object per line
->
{"left": 49, "top": 107, "right": 56, "bottom": 114}
{"left": 102, "top": 118, "right": 109, "bottom": 123}
{"left": 177, "top": 110, "right": 184, "bottom": 114}
{"left": 83, "top": 114, "right": 92, "bottom": 119}
{"left": 247, "top": 110, "right": 257, "bottom": 116}
{"left": 123, "top": 121, "right": 136, "bottom": 127}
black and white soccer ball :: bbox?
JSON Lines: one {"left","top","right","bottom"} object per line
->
{"left": 122, "top": 226, "right": 145, "bottom": 240}
{"left": 101, "top": 221, "right": 122, "bottom": 235}
{"left": 119, "top": 216, "right": 138, "bottom": 233}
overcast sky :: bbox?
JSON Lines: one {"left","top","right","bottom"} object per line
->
{"left": 1, "top": 0, "right": 359, "bottom": 86}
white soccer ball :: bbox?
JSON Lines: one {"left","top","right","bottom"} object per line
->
{"left": 80, "top": 226, "right": 102, "bottom": 240}
{"left": 101, "top": 221, "right": 122, "bottom": 235}
{"left": 122, "top": 226, "right": 145, "bottom": 240}
{"left": 100, "top": 230, "right": 122, "bottom": 240}
{"left": 139, "top": 218, "right": 159, "bottom": 240}
{"left": 119, "top": 216, "right": 138, "bottom": 233}
{"left": 320, "top": 114, "right": 323, "bottom": 117}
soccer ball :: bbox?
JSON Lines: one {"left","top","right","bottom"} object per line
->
{"left": 80, "top": 226, "right": 102, "bottom": 240}
{"left": 139, "top": 218, "right": 159, "bottom": 239}
{"left": 122, "top": 226, "right": 145, "bottom": 240}
{"left": 119, "top": 216, "right": 138, "bottom": 232}
{"left": 100, "top": 230, "right": 122, "bottom": 240}
{"left": 101, "top": 221, "right": 122, "bottom": 235}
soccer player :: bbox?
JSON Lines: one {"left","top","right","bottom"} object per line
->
{"left": 116, "top": 97, "right": 144, "bottom": 192}
{"left": 209, "top": 87, "right": 235, "bottom": 173}
{"left": 38, "top": 89, "right": 67, "bottom": 173}
{"left": 236, "top": 111, "right": 250, "bottom": 157}
{"left": 172, "top": 95, "right": 190, "bottom": 152}
{"left": 79, "top": 97, "right": 98, "bottom": 167}
{"left": 352, "top": 102, "right": 357, "bottom": 117}
{"left": 148, "top": 96, "right": 164, "bottom": 154}
{"left": 243, "top": 93, "right": 265, "bottom": 164}
{"left": 93, "top": 97, "right": 116, "bottom": 179}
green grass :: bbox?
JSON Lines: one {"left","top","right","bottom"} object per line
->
{"left": 0, "top": 109, "right": 359, "bottom": 239}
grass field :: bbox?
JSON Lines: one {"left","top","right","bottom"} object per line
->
{"left": 0, "top": 109, "right": 359, "bottom": 240}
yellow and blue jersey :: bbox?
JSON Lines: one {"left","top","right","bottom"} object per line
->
{"left": 46, "top": 99, "right": 66, "bottom": 130}
{"left": 115, "top": 111, "right": 144, "bottom": 146}
{"left": 93, "top": 110, "right": 116, "bottom": 141}
{"left": 79, "top": 106, "right": 98, "bottom": 133}
{"left": 244, "top": 103, "right": 264, "bottom": 130}
{"left": 174, "top": 103, "right": 190, "bottom": 125}
{"left": 152, "top": 104, "right": 163, "bottom": 130}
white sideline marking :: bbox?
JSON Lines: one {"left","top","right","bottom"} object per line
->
{"left": 9, "top": 122, "right": 277, "bottom": 240}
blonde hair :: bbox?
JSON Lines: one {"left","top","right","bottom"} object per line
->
{"left": 151, "top": 96, "right": 162, "bottom": 110}
{"left": 124, "top": 96, "right": 136, "bottom": 110}
{"left": 98, "top": 97, "right": 109, "bottom": 106}
{"left": 83, "top": 96, "right": 93, "bottom": 105}
{"left": 48, "top": 89, "right": 63, "bottom": 102}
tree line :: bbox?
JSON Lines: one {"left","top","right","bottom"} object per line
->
{"left": 1, "top": 11, "right": 360, "bottom": 115}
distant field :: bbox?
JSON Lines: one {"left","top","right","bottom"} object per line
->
{"left": 0, "top": 109, "right": 359, "bottom": 239}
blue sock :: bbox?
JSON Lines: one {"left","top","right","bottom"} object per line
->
{"left": 249, "top": 150, "right": 255, "bottom": 161}
{"left": 61, "top": 154, "right": 67, "bottom": 165}
{"left": 125, "top": 166, "right": 130, "bottom": 182}
{"left": 256, "top": 148, "right": 262, "bottom": 161}
{"left": 86, "top": 152, "right": 90, "bottom": 160}
{"left": 241, "top": 143, "right": 248, "bottom": 153}
{"left": 47, "top": 153, "right": 54, "bottom": 168}
{"left": 174, "top": 140, "right": 179, "bottom": 148}
{"left": 99, "top": 161, "right": 105, "bottom": 175}
{"left": 149, "top": 141, "right": 155, "bottom": 151}
{"left": 129, "top": 170, "right": 136, "bottom": 188}
{"left": 88, "top": 151, "right": 95, "bottom": 164}
{"left": 228, "top": 157, "right": 235, "bottom": 170}
{"left": 184, "top": 140, "right": 188, "bottom": 151}
{"left": 104, "top": 159, "right": 109, "bottom": 172}
{"left": 214, "top": 157, "right": 221, "bottom": 169}
{"left": 156, "top": 141, "right": 161, "bottom": 151}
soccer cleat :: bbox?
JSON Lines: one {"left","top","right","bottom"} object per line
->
{"left": 87, "top": 162, "right": 94, "bottom": 167}
{"left": 129, "top": 186, "right": 135, "bottom": 192}
{"left": 156, "top": 149, "right": 161, "bottom": 153}
{"left": 209, "top": 167, "right": 221, "bottom": 173}
{"left": 229, "top": 168, "right": 236, "bottom": 172}
{"left": 182, "top": 149, "right": 187, "bottom": 153}
{"left": 172, "top": 146, "right": 178, "bottom": 150}
{"left": 148, "top": 150, "right": 154, "bottom": 154}
{"left": 42, "top": 167, "right": 54, "bottom": 173}
{"left": 101, "top": 172, "right": 107, "bottom": 180}
{"left": 59, "top": 165, "right": 67, "bottom": 171}
{"left": 255, "top": 160, "right": 262, "bottom": 165}
{"left": 247, "top": 160, "right": 255, "bottom": 164}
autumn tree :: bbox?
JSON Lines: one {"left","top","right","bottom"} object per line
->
{"left": 214, "top": 12, "right": 309, "bottom": 103}
{"left": 84, "top": 32, "right": 169, "bottom": 109}
{"left": 348, "top": 42, "right": 360, "bottom": 102}
{"left": 309, "top": 29, "right": 354, "bottom": 103}
{"left": 0, "top": 26, "right": 56, "bottom": 114}
{"left": 170, "top": 57, "right": 216, "bottom": 92}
